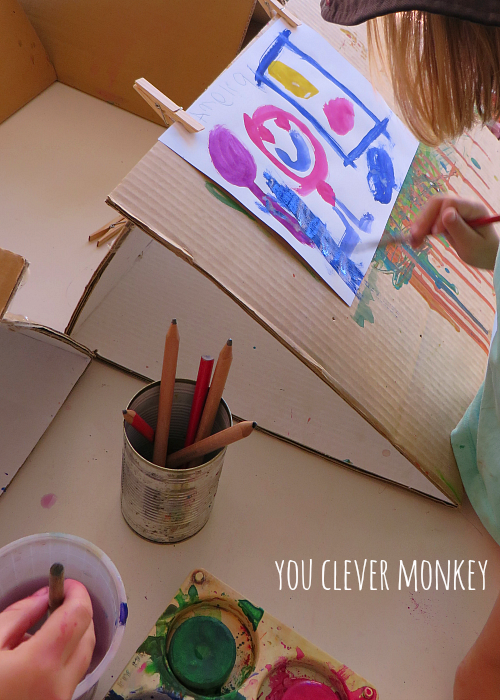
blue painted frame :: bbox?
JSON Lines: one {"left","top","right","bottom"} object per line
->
{"left": 255, "top": 29, "right": 390, "bottom": 168}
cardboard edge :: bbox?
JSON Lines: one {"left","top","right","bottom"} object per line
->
{"left": 0, "top": 251, "right": 28, "bottom": 320}
{"left": 106, "top": 194, "right": 462, "bottom": 506}
{"left": 237, "top": 0, "right": 260, "bottom": 52}
{"left": 65, "top": 223, "right": 134, "bottom": 335}
{"left": 1, "top": 319, "right": 95, "bottom": 359}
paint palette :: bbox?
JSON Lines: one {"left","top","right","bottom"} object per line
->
{"left": 105, "top": 569, "right": 377, "bottom": 700}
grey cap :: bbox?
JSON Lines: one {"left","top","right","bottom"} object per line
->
{"left": 320, "top": 0, "right": 500, "bottom": 26}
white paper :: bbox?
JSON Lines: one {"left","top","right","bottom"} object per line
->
{"left": 160, "top": 20, "right": 418, "bottom": 305}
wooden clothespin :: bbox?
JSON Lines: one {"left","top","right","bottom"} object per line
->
{"left": 133, "top": 78, "right": 204, "bottom": 133}
{"left": 88, "top": 215, "right": 133, "bottom": 247}
{"left": 96, "top": 219, "right": 133, "bottom": 247}
{"left": 258, "top": 0, "right": 301, "bottom": 28}
{"left": 88, "top": 215, "right": 126, "bottom": 243}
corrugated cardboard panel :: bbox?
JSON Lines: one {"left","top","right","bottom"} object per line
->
{"left": 0, "top": 322, "right": 91, "bottom": 493}
{"left": 0, "top": 0, "right": 55, "bottom": 125}
{"left": 18, "top": 0, "right": 257, "bottom": 125}
{"left": 0, "top": 249, "right": 27, "bottom": 319}
{"left": 72, "top": 234, "right": 451, "bottom": 504}
{"left": 107, "top": 3, "right": 498, "bottom": 503}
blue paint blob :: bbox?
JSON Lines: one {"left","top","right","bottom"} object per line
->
{"left": 275, "top": 129, "right": 311, "bottom": 172}
{"left": 263, "top": 171, "right": 363, "bottom": 293}
{"left": 119, "top": 602, "right": 128, "bottom": 625}
{"left": 445, "top": 267, "right": 450, "bottom": 273}
{"left": 366, "top": 147, "right": 396, "bottom": 204}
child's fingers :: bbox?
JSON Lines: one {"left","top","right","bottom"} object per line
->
{"left": 30, "top": 580, "right": 93, "bottom": 665}
{"left": 411, "top": 196, "right": 455, "bottom": 245}
{"left": 440, "top": 207, "right": 482, "bottom": 259}
{"left": 63, "top": 618, "right": 96, "bottom": 686}
{"left": 0, "top": 588, "right": 49, "bottom": 650}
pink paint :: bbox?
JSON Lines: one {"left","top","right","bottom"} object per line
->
{"left": 282, "top": 680, "right": 338, "bottom": 700}
{"left": 139, "top": 662, "right": 147, "bottom": 673}
{"left": 244, "top": 106, "right": 329, "bottom": 195}
{"left": 382, "top": 449, "right": 391, "bottom": 457}
{"left": 264, "top": 659, "right": 375, "bottom": 700}
{"left": 317, "top": 180, "right": 336, "bottom": 206}
{"left": 324, "top": 98, "right": 355, "bottom": 135}
{"left": 41, "top": 493, "right": 57, "bottom": 509}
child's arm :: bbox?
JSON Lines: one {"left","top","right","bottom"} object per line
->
{"left": 454, "top": 589, "right": 500, "bottom": 700}
{"left": 0, "top": 579, "right": 95, "bottom": 700}
{"left": 411, "top": 196, "right": 499, "bottom": 269}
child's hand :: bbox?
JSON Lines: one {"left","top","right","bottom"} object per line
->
{"left": 0, "top": 579, "right": 96, "bottom": 700}
{"left": 410, "top": 196, "right": 499, "bottom": 270}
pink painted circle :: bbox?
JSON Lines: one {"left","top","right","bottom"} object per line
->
{"left": 324, "top": 98, "right": 355, "bottom": 136}
{"left": 282, "top": 680, "right": 339, "bottom": 700}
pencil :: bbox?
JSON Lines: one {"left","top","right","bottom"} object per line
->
{"left": 123, "top": 409, "right": 155, "bottom": 442}
{"left": 153, "top": 319, "right": 180, "bottom": 467}
{"left": 184, "top": 355, "right": 214, "bottom": 447}
{"left": 193, "top": 340, "right": 233, "bottom": 441}
{"left": 48, "top": 563, "right": 65, "bottom": 614}
{"left": 166, "top": 421, "right": 256, "bottom": 469}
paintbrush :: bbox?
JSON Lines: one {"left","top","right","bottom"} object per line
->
{"left": 48, "top": 562, "right": 65, "bottom": 614}
{"left": 371, "top": 213, "right": 500, "bottom": 250}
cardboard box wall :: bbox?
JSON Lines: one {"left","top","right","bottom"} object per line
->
{"left": 0, "top": 0, "right": 259, "bottom": 486}
{"left": 101, "top": 0, "right": 499, "bottom": 505}
{"left": 17, "top": 0, "right": 257, "bottom": 126}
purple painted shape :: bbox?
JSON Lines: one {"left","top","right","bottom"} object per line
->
{"left": 208, "top": 125, "right": 313, "bottom": 246}
{"left": 208, "top": 125, "right": 257, "bottom": 188}
{"left": 41, "top": 493, "right": 57, "bottom": 509}
{"left": 323, "top": 98, "right": 355, "bottom": 136}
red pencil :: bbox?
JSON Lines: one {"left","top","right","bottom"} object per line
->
{"left": 123, "top": 409, "right": 155, "bottom": 442}
{"left": 184, "top": 355, "right": 214, "bottom": 447}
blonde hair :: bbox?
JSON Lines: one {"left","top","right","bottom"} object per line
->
{"left": 367, "top": 12, "right": 500, "bottom": 146}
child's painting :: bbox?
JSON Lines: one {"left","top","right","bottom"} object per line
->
{"left": 161, "top": 20, "right": 418, "bottom": 305}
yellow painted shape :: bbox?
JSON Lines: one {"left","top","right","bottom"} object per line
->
{"left": 268, "top": 60, "right": 319, "bottom": 99}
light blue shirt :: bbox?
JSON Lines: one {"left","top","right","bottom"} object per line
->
{"left": 451, "top": 250, "right": 500, "bottom": 540}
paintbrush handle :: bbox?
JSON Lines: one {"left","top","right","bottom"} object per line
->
{"left": 467, "top": 214, "right": 500, "bottom": 228}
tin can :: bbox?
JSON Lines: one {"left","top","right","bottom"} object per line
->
{"left": 122, "top": 379, "right": 232, "bottom": 543}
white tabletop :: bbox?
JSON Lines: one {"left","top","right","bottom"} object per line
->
{"left": 1, "top": 359, "right": 499, "bottom": 700}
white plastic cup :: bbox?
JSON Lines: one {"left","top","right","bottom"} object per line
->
{"left": 0, "top": 533, "right": 127, "bottom": 700}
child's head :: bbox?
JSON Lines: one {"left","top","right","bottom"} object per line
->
{"left": 321, "top": 1, "right": 500, "bottom": 145}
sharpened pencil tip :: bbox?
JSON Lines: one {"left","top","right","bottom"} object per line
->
{"left": 171, "top": 318, "right": 177, "bottom": 325}
{"left": 252, "top": 421, "right": 257, "bottom": 429}
{"left": 122, "top": 409, "right": 127, "bottom": 415}
{"left": 227, "top": 338, "right": 232, "bottom": 346}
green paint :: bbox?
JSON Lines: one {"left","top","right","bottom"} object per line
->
{"left": 352, "top": 270, "right": 377, "bottom": 327}
{"left": 471, "top": 157, "right": 481, "bottom": 169}
{"left": 237, "top": 599, "right": 264, "bottom": 631}
{"left": 168, "top": 617, "right": 236, "bottom": 693}
{"left": 343, "top": 459, "right": 353, "bottom": 464}
{"left": 204, "top": 181, "right": 255, "bottom": 220}
{"left": 174, "top": 585, "right": 199, "bottom": 609}
{"left": 154, "top": 586, "right": 200, "bottom": 638}
{"left": 351, "top": 144, "right": 464, "bottom": 328}
{"left": 436, "top": 469, "right": 462, "bottom": 503}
